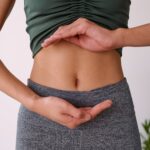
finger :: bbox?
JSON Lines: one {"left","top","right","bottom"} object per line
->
{"left": 64, "top": 36, "right": 81, "bottom": 47}
{"left": 53, "top": 20, "right": 83, "bottom": 36}
{"left": 66, "top": 113, "right": 91, "bottom": 129}
{"left": 52, "top": 24, "right": 86, "bottom": 39}
{"left": 63, "top": 103, "right": 84, "bottom": 118}
{"left": 90, "top": 99, "right": 112, "bottom": 119}
{"left": 59, "top": 113, "right": 75, "bottom": 124}
{"left": 41, "top": 35, "right": 73, "bottom": 47}
{"left": 53, "top": 25, "right": 74, "bottom": 35}
{"left": 53, "top": 25, "right": 66, "bottom": 34}
{"left": 41, "top": 35, "right": 62, "bottom": 47}
{"left": 41, "top": 23, "right": 86, "bottom": 47}
{"left": 45, "top": 29, "right": 79, "bottom": 44}
{"left": 42, "top": 24, "right": 77, "bottom": 46}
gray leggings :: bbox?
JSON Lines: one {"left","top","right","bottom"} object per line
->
{"left": 15, "top": 77, "right": 142, "bottom": 150}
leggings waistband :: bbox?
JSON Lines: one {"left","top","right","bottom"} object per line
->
{"left": 27, "top": 77, "right": 130, "bottom": 107}
{"left": 27, "top": 77, "right": 128, "bottom": 94}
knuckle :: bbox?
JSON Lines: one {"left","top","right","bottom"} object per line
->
{"left": 49, "top": 96, "right": 55, "bottom": 100}
{"left": 78, "top": 23, "right": 87, "bottom": 32}
{"left": 64, "top": 102, "right": 71, "bottom": 108}
{"left": 58, "top": 26, "right": 64, "bottom": 30}
{"left": 61, "top": 103, "right": 68, "bottom": 110}
{"left": 81, "top": 18, "right": 91, "bottom": 26}
{"left": 76, "top": 111, "right": 82, "bottom": 118}
{"left": 78, "top": 21, "right": 90, "bottom": 32}
{"left": 78, "top": 17, "right": 89, "bottom": 23}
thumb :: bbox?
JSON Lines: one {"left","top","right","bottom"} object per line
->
{"left": 90, "top": 99, "right": 112, "bottom": 119}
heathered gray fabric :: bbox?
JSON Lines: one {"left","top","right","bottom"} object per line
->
{"left": 15, "top": 77, "right": 142, "bottom": 150}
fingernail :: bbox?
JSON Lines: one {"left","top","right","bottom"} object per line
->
{"left": 50, "top": 35, "right": 56, "bottom": 38}
{"left": 44, "top": 39, "right": 49, "bottom": 42}
{"left": 107, "top": 100, "right": 112, "bottom": 106}
{"left": 41, "top": 43, "right": 44, "bottom": 47}
{"left": 76, "top": 111, "right": 82, "bottom": 118}
{"left": 41, "top": 43, "right": 46, "bottom": 47}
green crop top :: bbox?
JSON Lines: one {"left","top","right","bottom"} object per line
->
{"left": 24, "top": 0, "right": 131, "bottom": 58}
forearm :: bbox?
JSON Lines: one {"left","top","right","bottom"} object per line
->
{"left": 0, "top": 59, "right": 40, "bottom": 110}
{"left": 0, "top": 0, "right": 15, "bottom": 31}
{"left": 117, "top": 23, "right": 150, "bottom": 47}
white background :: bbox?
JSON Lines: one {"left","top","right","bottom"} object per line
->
{"left": 0, "top": 0, "right": 150, "bottom": 149}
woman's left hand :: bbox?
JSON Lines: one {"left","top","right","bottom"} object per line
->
{"left": 41, "top": 17, "right": 120, "bottom": 52}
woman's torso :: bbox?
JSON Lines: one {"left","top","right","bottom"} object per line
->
{"left": 25, "top": 0, "right": 130, "bottom": 91}
{"left": 29, "top": 39, "right": 124, "bottom": 91}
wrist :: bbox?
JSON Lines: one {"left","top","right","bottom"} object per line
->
{"left": 23, "top": 93, "right": 41, "bottom": 111}
{"left": 114, "top": 28, "right": 128, "bottom": 48}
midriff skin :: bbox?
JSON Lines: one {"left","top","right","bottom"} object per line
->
{"left": 29, "top": 39, "right": 124, "bottom": 92}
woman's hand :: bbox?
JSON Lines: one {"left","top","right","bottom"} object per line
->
{"left": 41, "top": 17, "right": 121, "bottom": 52}
{"left": 31, "top": 95, "right": 112, "bottom": 129}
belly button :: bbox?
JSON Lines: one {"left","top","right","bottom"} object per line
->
{"left": 75, "top": 78, "right": 79, "bottom": 88}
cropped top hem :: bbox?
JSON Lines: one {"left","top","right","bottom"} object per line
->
{"left": 32, "top": 40, "right": 123, "bottom": 59}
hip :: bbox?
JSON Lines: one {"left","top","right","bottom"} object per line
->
{"left": 16, "top": 77, "right": 142, "bottom": 149}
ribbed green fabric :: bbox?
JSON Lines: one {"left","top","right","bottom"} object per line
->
{"left": 24, "top": 0, "right": 131, "bottom": 58}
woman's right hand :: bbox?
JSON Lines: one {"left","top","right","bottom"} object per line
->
{"left": 31, "top": 96, "right": 112, "bottom": 129}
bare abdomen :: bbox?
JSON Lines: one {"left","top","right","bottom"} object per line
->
{"left": 29, "top": 39, "right": 124, "bottom": 91}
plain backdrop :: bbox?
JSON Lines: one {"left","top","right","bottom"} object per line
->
{"left": 0, "top": 0, "right": 150, "bottom": 149}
